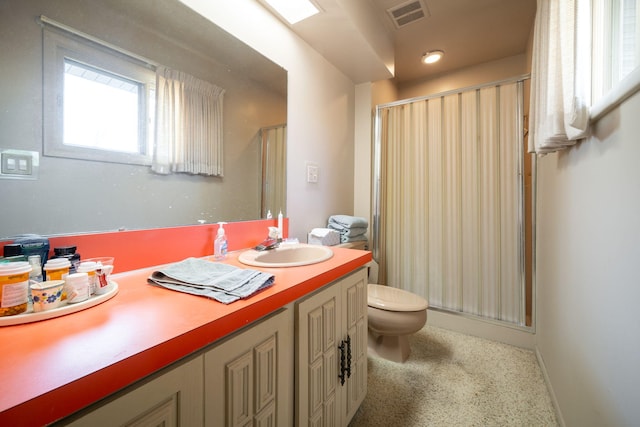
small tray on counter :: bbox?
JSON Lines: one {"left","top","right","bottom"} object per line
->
{"left": 0, "top": 281, "right": 119, "bottom": 327}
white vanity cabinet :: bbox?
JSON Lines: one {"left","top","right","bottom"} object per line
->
{"left": 61, "top": 355, "right": 205, "bottom": 427}
{"left": 60, "top": 308, "right": 293, "bottom": 427}
{"left": 54, "top": 265, "right": 369, "bottom": 427}
{"left": 295, "top": 268, "right": 368, "bottom": 426}
{"left": 204, "top": 307, "right": 294, "bottom": 427}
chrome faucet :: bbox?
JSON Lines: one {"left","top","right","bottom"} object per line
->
{"left": 254, "top": 227, "right": 282, "bottom": 251}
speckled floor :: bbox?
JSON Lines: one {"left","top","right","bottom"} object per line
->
{"left": 349, "top": 325, "right": 558, "bottom": 426}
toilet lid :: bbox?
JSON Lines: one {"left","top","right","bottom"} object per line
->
{"left": 367, "top": 284, "right": 429, "bottom": 311}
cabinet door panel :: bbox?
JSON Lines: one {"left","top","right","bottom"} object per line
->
{"left": 296, "top": 284, "right": 341, "bottom": 426}
{"left": 226, "top": 351, "right": 253, "bottom": 427}
{"left": 324, "top": 349, "right": 337, "bottom": 399}
{"left": 345, "top": 284, "right": 359, "bottom": 328}
{"left": 322, "top": 299, "right": 337, "bottom": 352}
{"left": 324, "top": 394, "right": 337, "bottom": 427}
{"left": 254, "top": 401, "right": 276, "bottom": 427}
{"left": 205, "top": 308, "right": 293, "bottom": 427}
{"left": 341, "top": 269, "right": 368, "bottom": 425}
{"left": 308, "top": 306, "right": 324, "bottom": 363}
{"left": 62, "top": 356, "right": 203, "bottom": 427}
{"left": 308, "top": 358, "right": 324, "bottom": 417}
{"left": 125, "top": 395, "right": 177, "bottom": 427}
{"left": 296, "top": 268, "right": 368, "bottom": 427}
{"left": 310, "top": 412, "right": 323, "bottom": 427}
{"left": 255, "top": 336, "right": 277, "bottom": 413}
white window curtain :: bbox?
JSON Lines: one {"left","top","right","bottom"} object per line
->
{"left": 152, "top": 66, "right": 225, "bottom": 176}
{"left": 529, "top": 0, "right": 591, "bottom": 154}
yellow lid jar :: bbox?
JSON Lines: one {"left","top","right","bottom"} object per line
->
{"left": 0, "top": 262, "right": 32, "bottom": 316}
{"left": 44, "top": 258, "right": 71, "bottom": 281}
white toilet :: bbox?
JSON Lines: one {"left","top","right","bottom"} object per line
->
{"left": 367, "top": 284, "right": 428, "bottom": 363}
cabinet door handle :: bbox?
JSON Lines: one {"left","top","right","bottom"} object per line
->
{"left": 338, "top": 340, "right": 346, "bottom": 386}
{"left": 346, "top": 335, "right": 352, "bottom": 378}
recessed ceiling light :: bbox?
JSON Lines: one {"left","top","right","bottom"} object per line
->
{"left": 422, "top": 50, "right": 444, "bottom": 64}
{"left": 261, "top": 0, "right": 320, "bottom": 25}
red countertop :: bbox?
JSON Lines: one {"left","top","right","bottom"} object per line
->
{"left": 0, "top": 247, "right": 371, "bottom": 426}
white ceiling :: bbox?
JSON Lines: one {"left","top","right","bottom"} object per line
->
{"left": 283, "top": 0, "right": 537, "bottom": 85}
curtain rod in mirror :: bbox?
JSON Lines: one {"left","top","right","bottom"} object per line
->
{"left": 38, "top": 15, "right": 158, "bottom": 69}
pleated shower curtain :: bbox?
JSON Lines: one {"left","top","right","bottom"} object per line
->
{"left": 261, "top": 124, "right": 287, "bottom": 218}
{"left": 375, "top": 80, "right": 525, "bottom": 325}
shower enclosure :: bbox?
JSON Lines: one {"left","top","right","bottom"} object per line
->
{"left": 373, "top": 76, "right": 533, "bottom": 327}
{"left": 260, "top": 124, "right": 287, "bottom": 219}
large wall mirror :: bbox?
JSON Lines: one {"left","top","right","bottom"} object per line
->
{"left": 0, "top": 0, "right": 287, "bottom": 239}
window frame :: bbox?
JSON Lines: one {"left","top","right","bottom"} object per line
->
{"left": 590, "top": 0, "right": 640, "bottom": 120}
{"left": 43, "top": 24, "right": 156, "bottom": 166}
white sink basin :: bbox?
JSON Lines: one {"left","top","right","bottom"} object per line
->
{"left": 238, "top": 244, "right": 333, "bottom": 268}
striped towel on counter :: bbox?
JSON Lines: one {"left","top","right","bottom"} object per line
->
{"left": 148, "top": 257, "right": 274, "bottom": 304}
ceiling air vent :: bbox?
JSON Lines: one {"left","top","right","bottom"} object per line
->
{"left": 386, "top": 0, "right": 430, "bottom": 29}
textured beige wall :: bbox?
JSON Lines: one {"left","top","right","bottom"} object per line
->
{"left": 535, "top": 90, "right": 640, "bottom": 426}
{"left": 183, "top": 0, "right": 357, "bottom": 242}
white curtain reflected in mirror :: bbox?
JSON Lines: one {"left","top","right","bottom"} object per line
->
{"left": 261, "top": 124, "right": 287, "bottom": 218}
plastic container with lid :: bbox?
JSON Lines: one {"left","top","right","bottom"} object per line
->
{"left": 28, "top": 255, "right": 43, "bottom": 282}
{"left": 0, "top": 262, "right": 32, "bottom": 316}
{"left": 77, "top": 261, "right": 99, "bottom": 295}
{"left": 13, "top": 234, "right": 49, "bottom": 267}
{"left": 1, "top": 243, "right": 26, "bottom": 263}
{"left": 53, "top": 245, "right": 81, "bottom": 274}
{"left": 3, "top": 243, "right": 23, "bottom": 257}
{"left": 44, "top": 258, "right": 72, "bottom": 281}
{"left": 44, "top": 258, "right": 72, "bottom": 300}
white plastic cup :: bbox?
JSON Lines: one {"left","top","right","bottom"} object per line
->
{"left": 77, "top": 261, "right": 114, "bottom": 295}
{"left": 94, "top": 264, "right": 115, "bottom": 295}
{"left": 64, "top": 272, "right": 90, "bottom": 303}
{"left": 30, "top": 280, "right": 65, "bottom": 312}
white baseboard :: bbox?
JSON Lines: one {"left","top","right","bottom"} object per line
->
{"left": 535, "top": 347, "right": 566, "bottom": 427}
{"left": 426, "top": 308, "right": 535, "bottom": 349}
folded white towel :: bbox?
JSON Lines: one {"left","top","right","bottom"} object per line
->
{"left": 310, "top": 228, "right": 335, "bottom": 237}
{"left": 308, "top": 228, "right": 340, "bottom": 246}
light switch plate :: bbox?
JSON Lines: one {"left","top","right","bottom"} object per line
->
{"left": 306, "top": 162, "right": 319, "bottom": 183}
{"left": 0, "top": 149, "right": 39, "bottom": 180}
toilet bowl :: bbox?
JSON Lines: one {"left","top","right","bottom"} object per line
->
{"left": 367, "top": 284, "right": 428, "bottom": 363}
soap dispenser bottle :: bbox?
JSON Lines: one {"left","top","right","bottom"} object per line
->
{"left": 214, "top": 222, "right": 228, "bottom": 260}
